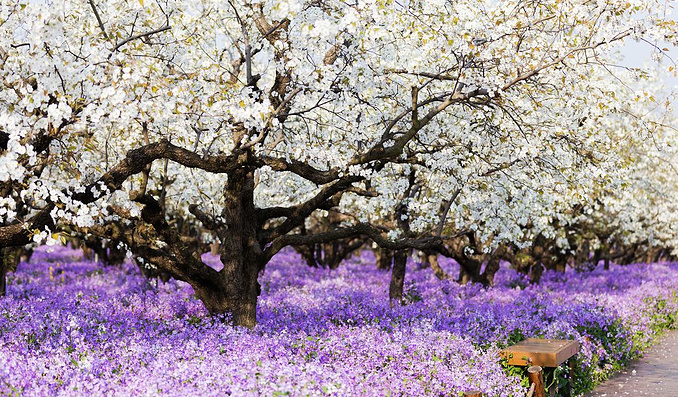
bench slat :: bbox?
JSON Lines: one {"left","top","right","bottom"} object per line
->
{"left": 500, "top": 338, "right": 580, "bottom": 367}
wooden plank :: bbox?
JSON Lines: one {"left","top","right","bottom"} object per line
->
{"left": 500, "top": 339, "right": 580, "bottom": 367}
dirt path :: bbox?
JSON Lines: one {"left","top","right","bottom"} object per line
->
{"left": 585, "top": 330, "right": 678, "bottom": 396}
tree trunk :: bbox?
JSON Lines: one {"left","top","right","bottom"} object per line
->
{"left": 457, "top": 257, "right": 481, "bottom": 285}
{"left": 107, "top": 240, "right": 127, "bottom": 266}
{"left": 427, "top": 253, "right": 449, "bottom": 280}
{"left": 480, "top": 256, "right": 501, "bottom": 286}
{"left": 210, "top": 241, "right": 220, "bottom": 256}
{"left": 554, "top": 259, "right": 566, "bottom": 273}
{"left": 458, "top": 266, "right": 472, "bottom": 284}
{"left": 293, "top": 243, "right": 318, "bottom": 268}
{"left": 0, "top": 247, "right": 7, "bottom": 297}
{"left": 193, "top": 260, "right": 260, "bottom": 328}
{"left": 389, "top": 249, "right": 407, "bottom": 306}
{"left": 592, "top": 250, "right": 602, "bottom": 270}
{"left": 529, "top": 262, "right": 544, "bottom": 284}
{"left": 652, "top": 248, "right": 663, "bottom": 263}
{"left": 207, "top": 167, "right": 263, "bottom": 328}
{"left": 376, "top": 247, "right": 393, "bottom": 271}
{"left": 228, "top": 256, "right": 261, "bottom": 328}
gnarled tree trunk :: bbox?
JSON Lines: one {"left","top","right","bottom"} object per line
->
{"left": 207, "top": 167, "right": 264, "bottom": 328}
{"left": 529, "top": 262, "right": 544, "bottom": 284}
{"left": 457, "top": 256, "right": 482, "bottom": 285}
{"left": 192, "top": 256, "right": 261, "bottom": 328}
{"left": 129, "top": 165, "right": 266, "bottom": 328}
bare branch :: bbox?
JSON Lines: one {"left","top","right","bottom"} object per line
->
{"left": 259, "top": 19, "right": 289, "bottom": 43}
{"left": 345, "top": 186, "right": 379, "bottom": 197}
{"left": 384, "top": 68, "right": 459, "bottom": 81}
{"left": 501, "top": 30, "right": 634, "bottom": 91}
{"left": 481, "top": 159, "right": 521, "bottom": 177}
{"left": 227, "top": 0, "right": 255, "bottom": 86}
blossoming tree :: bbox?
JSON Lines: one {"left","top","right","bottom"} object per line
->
{"left": 0, "top": 0, "right": 676, "bottom": 325}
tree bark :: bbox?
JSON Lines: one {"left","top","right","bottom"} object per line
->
{"left": 293, "top": 243, "right": 318, "bottom": 267}
{"left": 457, "top": 257, "right": 481, "bottom": 285}
{"left": 210, "top": 241, "right": 220, "bottom": 256}
{"left": 554, "top": 259, "right": 567, "bottom": 273}
{"left": 529, "top": 262, "right": 544, "bottom": 284}
{"left": 193, "top": 262, "right": 260, "bottom": 328}
{"left": 389, "top": 249, "right": 407, "bottom": 306}
{"left": 480, "top": 256, "right": 501, "bottom": 286}
{"left": 209, "top": 167, "right": 263, "bottom": 328}
{"left": 427, "top": 252, "right": 449, "bottom": 280}
{"left": 376, "top": 247, "right": 393, "bottom": 270}
{"left": 0, "top": 246, "right": 22, "bottom": 297}
{"left": 0, "top": 247, "right": 7, "bottom": 297}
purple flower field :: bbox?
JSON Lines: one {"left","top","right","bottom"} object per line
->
{"left": 1, "top": 246, "right": 677, "bottom": 397}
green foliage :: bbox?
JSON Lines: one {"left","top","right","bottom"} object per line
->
{"left": 499, "top": 357, "right": 530, "bottom": 389}
{"left": 644, "top": 293, "right": 678, "bottom": 333}
{"left": 403, "top": 281, "right": 423, "bottom": 305}
{"left": 187, "top": 315, "right": 202, "bottom": 327}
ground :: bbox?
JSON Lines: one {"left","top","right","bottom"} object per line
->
{"left": 587, "top": 330, "right": 678, "bottom": 396}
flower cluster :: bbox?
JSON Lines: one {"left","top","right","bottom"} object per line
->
{"left": 1, "top": 246, "right": 677, "bottom": 396}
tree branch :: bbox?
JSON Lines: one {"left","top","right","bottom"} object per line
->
{"left": 88, "top": 0, "right": 109, "bottom": 40}
{"left": 437, "top": 188, "right": 461, "bottom": 237}
{"left": 133, "top": 194, "right": 218, "bottom": 284}
{"left": 189, "top": 204, "right": 224, "bottom": 231}
{"left": 256, "top": 155, "right": 340, "bottom": 185}
{"left": 260, "top": 176, "right": 362, "bottom": 242}
{"left": 263, "top": 222, "right": 456, "bottom": 263}
{"left": 112, "top": 24, "right": 171, "bottom": 53}
{"left": 0, "top": 205, "right": 55, "bottom": 247}
{"left": 72, "top": 139, "right": 244, "bottom": 203}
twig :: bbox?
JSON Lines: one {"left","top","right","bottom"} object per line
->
{"left": 88, "top": 0, "right": 109, "bottom": 40}
{"left": 260, "top": 19, "right": 288, "bottom": 42}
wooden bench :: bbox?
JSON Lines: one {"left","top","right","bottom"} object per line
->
{"left": 500, "top": 338, "right": 580, "bottom": 397}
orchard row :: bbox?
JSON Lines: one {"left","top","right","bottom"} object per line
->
{"left": 1, "top": 0, "right": 677, "bottom": 325}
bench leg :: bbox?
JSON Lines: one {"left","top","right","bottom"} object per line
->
{"left": 528, "top": 366, "right": 545, "bottom": 397}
